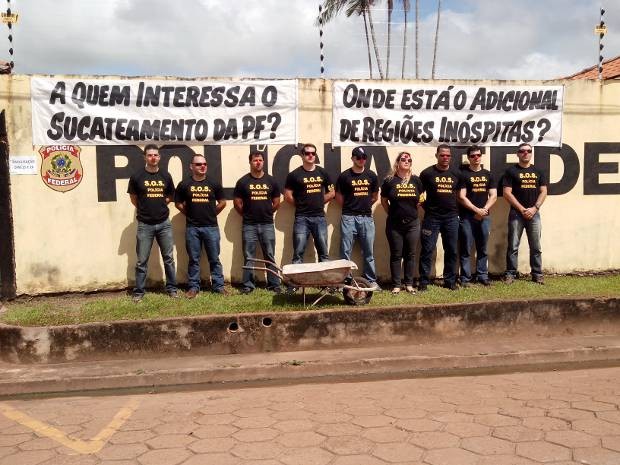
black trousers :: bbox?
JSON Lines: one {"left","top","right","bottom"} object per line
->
{"left": 386, "top": 218, "right": 420, "bottom": 287}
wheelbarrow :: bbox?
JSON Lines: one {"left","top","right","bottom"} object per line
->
{"left": 243, "top": 258, "right": 375, "bottom": 307}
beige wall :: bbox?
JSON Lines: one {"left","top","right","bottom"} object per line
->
{"left": 4, "top": 76, "right": 620, "bottom": 294}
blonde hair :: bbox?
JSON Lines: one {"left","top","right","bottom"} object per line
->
{"left": 385, "top": 151, "right": 414, "bottom": 183}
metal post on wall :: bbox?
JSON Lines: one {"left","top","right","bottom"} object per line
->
{"left": 595, "top": 7, "right": 607, "bottom": 81}
{"left": 319, "top": 4, "right": 324, "bottom": 78}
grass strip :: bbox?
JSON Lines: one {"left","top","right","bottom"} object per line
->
{"left": 2, "top": 274, "right": 619, "bottom": 327}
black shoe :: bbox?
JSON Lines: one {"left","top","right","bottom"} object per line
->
{"left": 418, "top": 283, "right": 428, "bottom": 292}
{"left": 269, "top": 286, "right": 283, "bottom": 295}
{"left": 132, "top": 294, "right": 143, "bottom": 303}
{"left": 479, "top": 279, "right": 491, "bottom": 287}
{"left": 286, "top": 286, "right": 298, "bottom": 295}
{"left": 532, "top": 275, "right": 545, "bottom": 285}
{"left": 167, "top": 290, "right": 180, "bottom": 299}
{"left": 443, "top": 282, "right": 458, "bottom": 291}
{"left": 240, "top": 287, "right": 253, "bottom": 295}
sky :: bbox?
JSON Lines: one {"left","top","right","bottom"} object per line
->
{"left": 4, "top": 0, "right": 619, "bottom": 80}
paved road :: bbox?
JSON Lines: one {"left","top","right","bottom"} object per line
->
{"left": 1, "top": 367, "right": 620, "bottom": 465}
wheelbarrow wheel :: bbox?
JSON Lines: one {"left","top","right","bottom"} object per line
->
{"left": 343, "top": 277, "right": 373, "bottom": 306}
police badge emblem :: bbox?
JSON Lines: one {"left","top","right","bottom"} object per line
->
{"left": 39, "top": 145, "right": 83, "bottom": 193}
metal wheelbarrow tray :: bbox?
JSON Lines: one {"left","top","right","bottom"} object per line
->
{"left": 243, "top": 258, "right": 375, "bottom": 307}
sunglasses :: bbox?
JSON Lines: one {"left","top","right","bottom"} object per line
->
{"left": 192, "top": 163, "right": 207, "bottom": 166}
{"left": 467, "top": 153, "right": 482, "bottom": 158}
{"left": 354, "top": 154, "right": 368, "bottom": 160}
{"left": 518, "top": 149, "right": 533, "bottom": 154}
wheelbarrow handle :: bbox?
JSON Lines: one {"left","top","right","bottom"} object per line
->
{"left": 242, "top": 265, "right": 285, "bottom": 281}
{"left": 244, "top": 258, "right": 284, "bottom": 273}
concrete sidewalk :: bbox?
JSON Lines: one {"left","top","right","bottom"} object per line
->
{"left": 2, "top": 333, "right": 620, "bottom": 397}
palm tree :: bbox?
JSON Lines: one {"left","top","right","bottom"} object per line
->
{"left": 431, "top": 0, "right": 442, "bottom": 78}
{"left": 386, "top": 0, "right": 393, "bottom": 78}
{"left": 317, "top": 0, "right": 384, "bottom": 79}
{"left": 415, "top": 0, "right": 419, "bottom": 78}
{"left": 401, "top": 0, "right": 410, "bottom": 78}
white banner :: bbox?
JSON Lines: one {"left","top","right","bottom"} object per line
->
{"left": 31, "top": 77, "right": 298, "bottom": 145}
{"left": 333, "top": 82, "right": 564, "bottom": 147}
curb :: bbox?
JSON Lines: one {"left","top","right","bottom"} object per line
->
{"left": 2, "top": 335, "right": 620, "bottom": 397}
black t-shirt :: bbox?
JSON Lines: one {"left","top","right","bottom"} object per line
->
{"left": 336, "top": 168, "right": 379, "bottom": 216}
{"left": 502, "top": 164, "right": 548, "bottom": 210}
{"left": 381, "top": 175, "right": 424, "bottom": 223}
{"left": 419, "top": 165, "right": 459, "bottom": 219}
{"left": 458, "top": 167, "right": 495, "bottom": 217}
{"left": 127, "top": 169, "right": 175, "bottom": 225}
{"left": 174, "top": 176, "right": 224, "bottom": 227}
{"left": 233, "top": 173, "right": 281, "bottom": 224}
{"left": 285, "top": 166, "right": 334, "bottom": 217}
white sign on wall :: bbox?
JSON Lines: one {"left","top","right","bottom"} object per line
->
{"left": 31, "top": 77, "right": 298, "bottom": 146}
{"left": 333, "top": 82, "right": 564, "bottom": 147}
{"left": 9, "top": 156, "right": 37, "bottom": 175}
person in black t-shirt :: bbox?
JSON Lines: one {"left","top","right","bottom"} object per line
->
{"left": 418, "top": 144, "right": 460, "bottom": 291}
{"left": 234, "top": 151, "right": 282, "bottom": 294}
{"left": 457, "top": 145, "right": 497, "bottom": 287}
{"left": 336, "top": 147, "right": 380, "bottom": 290}
{"left": 502, "top": 143, "right": 548, "bottom": 284}
{"left": 175, "top": 154, "right": 227, "bottom": 297}
{"left": 381, "top": 151, "right": 424, "bottom": 294}
{"left": 127, "top": 144, "right": 178, "bottom": 302}
{"left": 284, "top": 143, "right": 335, "bottom": 272}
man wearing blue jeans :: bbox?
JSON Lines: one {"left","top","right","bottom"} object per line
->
{"left": 503, "top": 143, "right": 548, "bottom": 284}
{"left": 418, "top": 144, "right": 460, "bottom": 291}
{"left": 336, "top": 147, "right": 380, "bottom": 290}
{"left": 127, "top": 144, "right": 178, "bottom": 302}
{"left": 175, "top": 154, "right": 227, "bottom": 297}
{"left": 234, "top": 151, "right": 282, "bottom": 294}
{"left": 457, "top": 145, "right": 497, "bottom": 287}
{"left": 284, "top": 144, "right": 335, "bottom": 290}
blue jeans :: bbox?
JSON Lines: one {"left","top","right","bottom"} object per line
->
{"left": 340, "top": 215, "right": 377, "bottom": 283}
{"left": 134, "top": 219, "right": 177, "bottom": 296}
{"left": 506, "top": 210, "right": 542, "bottom": 279}
{"left": 459, "top": 215, "right": 490, "bottom": 283}
{"left": 242, "top": 223, "right": 280, "bottom": 290}
{"left": 186, "top": 225, "right": 224, "bottom": 292}
{"left": 292, "top": 216, "right": 330, "bottom": 264}
{"left": 419, "top": 215, "right": 459, "bottom": 286}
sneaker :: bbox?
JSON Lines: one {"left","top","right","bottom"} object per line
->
{"left": 418, "top": 283, "right": 428, "bottom": 292}
{"left": 185, "top": 289, "right": 198, "bottom": 299}
{"left": 443, "top": 282, "right": 458, "bottom": 291}
{"left": 268, "top": 286, "right": 283, "bottom": 295}
{"left": 167, "top": 290, "right": 180, "bottom": 299}
{"left": 368, "top": 282, "right": 382, "bottom": 291}
{"left": 132, "top": 294, "right": 143, "bottom": 303}
{"left": 532, "top": 275, "right": 545, "bottom": 285}
{"left": 240, "top": 287, "right": 253, "bottom": 295}
{"left": 505, "top": 275, "right": 515, "bottom": 285}
{"left": 213, "top": 288, "right": 229, "bottom": 295}
{"left": 286, "top": 286, "right": 298, "bottom": 295}
{"left": 461, "top": 282, "right": 472, "bottom": 288}
{"left": 405, "top": 285, "right": 417, "bottom": 294}
{"left": 479, "top": 279, "right": 491, "bottom": 287}
{"left": 391, "top": 287, "right": 401, "bottom": 295}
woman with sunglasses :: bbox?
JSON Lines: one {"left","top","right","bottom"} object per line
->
{"left": 380, "top": 152, "right": 424, "bottom": 294}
